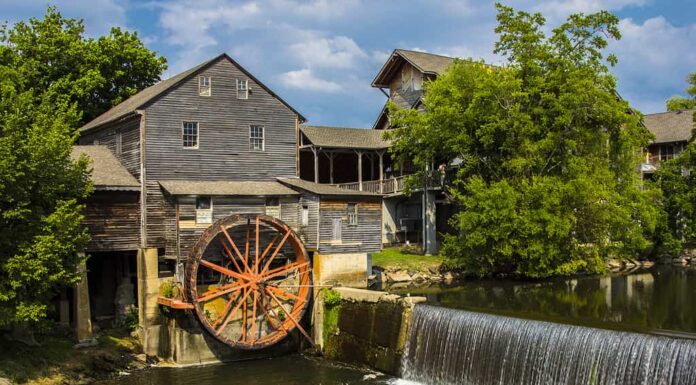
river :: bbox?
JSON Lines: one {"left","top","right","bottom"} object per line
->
{"left": 101, "top": 266, "right": 696, "bottom": 384}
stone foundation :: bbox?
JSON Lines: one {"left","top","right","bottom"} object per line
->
{"left": 315, "top": 287, "right": 425, "bottom": 375}
{"left": 313, "top": 253, "right": 368, "bottom": 288}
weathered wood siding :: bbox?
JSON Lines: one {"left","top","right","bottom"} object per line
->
{"left": 175, "top": 196, "right": 301, "bottom": 259}
{"left": 83, "top": 191, "right": 140, "bottom": 251}
{"left": 79, "top": 116, "right": 142, "bottom": 179}
{"left": 141, "top": 57, "right": 300, "bottom": 251}
{"left": 318, "top": 199, "right": 382, "bottom": 254}
{"left": 143, "top": 58, "right": 298, "bottom": 181}
{"left": 298, "top": 193, "right": 320, "bottom": 250}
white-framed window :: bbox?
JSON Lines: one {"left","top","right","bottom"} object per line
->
{"left": 265, "top": 197, "right": 280, "bottom": 218}
{"left": 195, "top": 196, "right": 213, "bottom": 224}
{"left": 199, "top": 76, "right": 211, "bottom": 96}
{"left": 249, "top": 125, "right": 264, "bottom": 151}
{"left": 237, "top": 79, "right": 249, "bottom": 99}
{"left": 182, "top": 121, "right": 199, "bottom": 148}
{"left": 301, "top": 205, "right": 309, "bottom": 227}
{"left": 347, "top": 203, "right": 358, "bottom": 226}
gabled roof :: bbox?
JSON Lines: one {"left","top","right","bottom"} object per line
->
{"left": 159, "top": 180, "right": 299, "bottom": 196}
{"left": 372, "top": 49, "right": 455, "bottom": 88}
{"left": 71, "top": 146, "right": 140, "bottom": 190}
{"left": 643, "top": 109, "right": 694, "bottom": 144}
{"left": 277, "top": 178, "right": 381, "bottom": 197}
{"left": 81, "top": 53, "right": 306, "bottom": 133}
{"left": 300, "top": 125, "right": 390, "bottom": 149}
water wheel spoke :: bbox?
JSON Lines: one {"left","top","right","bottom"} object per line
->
{"left": 219, "top": 237, "right": 243, "bottom": 274}
{"left": 265, "top": 287, "right": 315, "bottom": 347}
{"left": 221, "top": 225, "right": 251, "bottom": 274}
{"left": 253, "top": 217, "right": 260, "bottom": 274}
{"left": 199, "top": 259, "right": 247, "bottom": 281}
{"left": 241, "top": 287, "right": 248, "bottom": 342}
{"left": 198, "top": 281, "right": 251, "bottom": 302}
{"left": 211, "top": 290, "right": 243, "bottom": 328}
{"left": 216, "top": 285, "right": 254, "bottom": 335}
{"left": 263, "top": 261, "right": 310, "bottom": 281}
{"left": 257, "top": 291, "right": 286, "bottom": 335}
{"left": 244, "top": 219, "right": 251, "bottom": 269}
{"left": 257, "top": 234, "right": 279, "bottom": 269}
{"left": 249, "top": 290, "right": 258, "bottom": 344}
{"left": 267, "top": 285, "right": 305, "bottom": 303}
{"left": 259, "top": 229, "right": 291, "bottom": 275}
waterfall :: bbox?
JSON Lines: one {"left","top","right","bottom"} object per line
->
{"left": 401, "top": 305, "right": 696, "bottom": 385}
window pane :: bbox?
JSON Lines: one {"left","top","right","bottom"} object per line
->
{"left": 183, "top": 122, "right": 198, "bottom": 147}
{"left": 249, "top": 125, "right": 264, "bottom": 151}
{"left": 196, "top": 197, "right": 211, "bottom": 210}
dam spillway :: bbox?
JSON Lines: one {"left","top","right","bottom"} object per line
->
{"left": 400, "top": 305, "right": 696, "bottom": 385}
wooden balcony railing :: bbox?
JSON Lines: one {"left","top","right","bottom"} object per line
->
{"left": 333, "top": 173, "right": 445, "bottom": 195}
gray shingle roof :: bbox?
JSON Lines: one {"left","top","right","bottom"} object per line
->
{"left": 277, "top": 178, "right": 381, "bottom": 197}
{"left": 81, "top": 53, "right": 305, "bottom": 133}
{"left": 643, "top": 110, "right": 694, "bottom": 144}
{"left": 396, "top": 49, "right": 455, "bottom": 75}
{"left": 71, "top": 146, "right": 140, "bottom": 190}
{"left": 372, "top": 49, "right": 455, "bottom": 88}
{"left": 300, "top": 125, "right": 390, "bottom": 149}
{"left": 159, "top": 180, "right": 299, "bottom": 196}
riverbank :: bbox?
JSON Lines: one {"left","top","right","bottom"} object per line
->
{"left": 0, "top": 328, "right": 151, "bottom": 384}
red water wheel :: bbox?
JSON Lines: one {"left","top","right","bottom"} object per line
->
{"left": 185, "top": 214, "right": 313, "bottom": 349}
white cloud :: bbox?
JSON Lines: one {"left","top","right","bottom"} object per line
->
{"left": 267, "top": 0, "right": 360, "bottom": 19}
{"left": 290, "top": 36, "right": 368, "bottom": 69}
{"left": 610, "top": 16, "right": 696, "bottom": 112}
{"left": 532, "top": 0, "right": 647, "bottom": 22}
{"left": 279, "top": 69, "right": 343, "bottom": 92}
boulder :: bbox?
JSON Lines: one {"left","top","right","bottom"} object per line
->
{"left": 386, "top": 270, "right": 412, "bottom": 283}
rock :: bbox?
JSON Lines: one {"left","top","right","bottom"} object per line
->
{"left": 135, "top": 353, "right": 147, "bottom": 362}
{"left": 606, "top": 259, "right": 622, "bottom": 270}
{"left": 411, "top": 273, "right": 426, "bottom": 283}
{"left": 407, "top": 269, "right": 417, "bottom": 277}
{"left": 672, "top": 258, "right": 688, "bottom": 265}
{"left": 443, "top": 272, "right": 454, "bottom": 282}
{"left": 386, "top": 270, "right": 412, "bottom": 283}
{"left": 641, "top": 261, "right": 655, "bottom": 268}
{"left": 0, "top": 377, "right": 12, "bottom": 385}
{"left": 428, "top": 266, "right": 439, "bottom": 275}
{"left": 73, "top": 338, "right": 98, "bottom": 349}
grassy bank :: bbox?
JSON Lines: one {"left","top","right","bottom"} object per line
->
{"left": 0, "top": 329, "right": 142, "bottom": 384}
{"left": 371, "top": 247, "right": 444, "bottom": 272}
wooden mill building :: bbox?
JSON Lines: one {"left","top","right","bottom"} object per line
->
{"left": 72, "top": 53, "right": 381, "bottom": 353}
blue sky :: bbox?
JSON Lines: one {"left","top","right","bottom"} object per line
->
{"left": 3, "top": 0, "right": 695, "bottom": 127}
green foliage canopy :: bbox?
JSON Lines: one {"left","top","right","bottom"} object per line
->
{"left": 386, "top": 4, "right": 661, "bottom": 278}
{"left": 0, "top": 7, "right": 166, "bottom": 325}
{"left": 1, "top": 6, "right": 167, "bottom": 124}
{"left": 666, "top": 72, "right": 696, "bottom": 111}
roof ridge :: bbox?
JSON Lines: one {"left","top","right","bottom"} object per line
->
{"left": 395, "top": 48, "right": 455, "bottom": 60}
{"left": 301, "top": 124, "right": 373, "bottom": 131}
{"left": 644, "top": 109, "right": 695, "bottom": 117}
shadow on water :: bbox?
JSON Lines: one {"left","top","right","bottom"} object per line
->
{"left": 96, "top": 355, "right": 398, "bottom": 385}
{"left": 383, "top": 265, "right": 696, "bottom": 337}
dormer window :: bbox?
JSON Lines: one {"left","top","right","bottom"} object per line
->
{"left": 199, "top": 76, "right": 211, "bottom": 96}
{"left": 237, "top": 79, "right": 249, "bottom": 99}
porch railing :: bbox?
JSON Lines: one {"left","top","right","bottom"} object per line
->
{"left": 334, "top": 173, "right": 444, "bottom": 195}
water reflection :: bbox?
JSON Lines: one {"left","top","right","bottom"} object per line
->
{"left": 97, "top": 355, "right": 397, "bottom": 385}
{"left": 386, "top": 266, "right": 696, "bottom": 336}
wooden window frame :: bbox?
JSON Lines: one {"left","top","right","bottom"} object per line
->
{"left": 237, "top": 79, "right": 249, "bottom": 99}
{"left": 182, "top": 121, "right": 199, "bottom": 149}
{"left": 300, "top": 204, "right": 309, "bottom": 227}
{"left": 249, "top": 125, "right": 264, "bottom": 152}
{"left": 195, "top": 196, "right": 213, "bottom": 224}
{"left": 347, "top": 202, "right": 358, "bottom": 226}
{"left": 199, "top": 76, "right": 211, "bottom": 96}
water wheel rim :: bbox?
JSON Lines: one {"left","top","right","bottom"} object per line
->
{"left": 185, "top": 214, "right": 312, "bottom": 350}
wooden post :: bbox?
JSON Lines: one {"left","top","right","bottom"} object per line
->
{"left": 328, "top": 152, "right": 334, "bottom": 184}
{"left": 378, "top": 151, "right": 384, "bottom": 194}
{"left": 356, "top": 150, "right": 363, "bottom": 191}
{"left": 312, "top": 147, "right": 319, "bottom": 183}
{"left": 369, "top": 153, "right": 375, "bottom": 180}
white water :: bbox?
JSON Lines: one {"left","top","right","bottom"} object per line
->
{"left": 400, "top": 305, "right": 696, "bottom": 385}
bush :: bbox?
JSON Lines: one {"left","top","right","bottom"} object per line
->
{"left": 323, "top": 289, "right": 342, "bottom": 308}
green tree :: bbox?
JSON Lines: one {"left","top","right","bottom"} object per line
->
{"left": 653, "top": 116, "right": 696, "bottom": 253}
{"left": 0, "top": 8, "right": 166, "bottom": 325}
{"left": 666, "top": 72, "right": 696, "bottom": 111}
{"left": 1, "top": 6, "right": 167, "bottom": 124}
{"left": 386, "top": 4, "right": 661, "bottom": 278}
